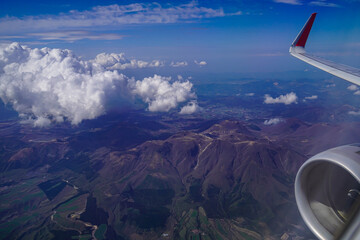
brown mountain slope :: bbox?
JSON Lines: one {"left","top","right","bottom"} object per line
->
{"left": 91, "top": 120, "right": 310, "bottom": 239}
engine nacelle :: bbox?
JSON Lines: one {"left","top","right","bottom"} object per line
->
{"left": 295, "top": 144, "right": 360, "bottom": 239}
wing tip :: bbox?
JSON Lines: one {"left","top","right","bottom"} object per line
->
{"left": 292, "top": 13, "right": 317, "bottom": 48}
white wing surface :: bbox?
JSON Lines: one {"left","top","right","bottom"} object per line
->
{"left": 289, "top": 13, "right": 360, "bottom": 86}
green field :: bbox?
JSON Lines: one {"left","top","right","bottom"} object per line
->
{"left": 94, "top": 224, "right": 107, "bottom": 240}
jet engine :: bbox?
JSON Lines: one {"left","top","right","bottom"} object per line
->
{"left": 295, "top": 144, "right": 360, "bottom": 239}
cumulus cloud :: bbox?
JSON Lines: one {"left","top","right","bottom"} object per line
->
{"left": 33, "top": 116, "right": 52, "bottom": 128}
{"left": 304, "top": 95, "right": 318, "bottom": 100}
{"left": 347, "top": 84, "right": 358, "bottom": 91}
{"left": 194, "top": 60, "right": 207, "bottom": 66}
{"left": 179, "top": 101, "right": 199, "bottom": 115}
{"left": 170, "top": 61, "right": 188, "bottom": 67}
{"left": 264, "top": 92, "right": 298, "bottom": 105}
{"left": 348, "top": 85, "right": 360, "bottom": 95}
{"left": 0, "top": 42, "right": 196, "bottom": 126}
{"left": 245, "top": 93, "right": 255, "bottom": 96}
{"left": 0, "top": 2, "right": 241, "bottom": 37}
{"left": 94, "top": 53, "right": 164, "bottom": 70}
{"left": 129, "top": 75, "right": 195, "bottom": 112}
{"left": 264, "top": 118, "right": 283, "bottom": 125}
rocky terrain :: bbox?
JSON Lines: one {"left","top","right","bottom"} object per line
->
{"left": 2, "top": 115, "right": 360, "bottom": 240}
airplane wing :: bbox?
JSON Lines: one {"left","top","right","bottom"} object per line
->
{"left": 289, "top": 13, "right": 360, "bottom": 86}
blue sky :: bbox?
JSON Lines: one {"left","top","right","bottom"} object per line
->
{"left": 0, "top": 0, "right": 359, "bottom": 125}
{"left": 0, "top": 0, "right": 359, "bottom": 73}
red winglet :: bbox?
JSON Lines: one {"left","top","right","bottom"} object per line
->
{"left": 293, "top": 13, "right": 317, "bottom": 48}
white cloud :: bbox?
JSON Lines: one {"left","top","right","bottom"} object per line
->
{"left": 0, "top": 2, "right": 240, "bottom": 37}
{"left": 194, "top": 60, "right": 207, "bottom": 66}
{"left": 264, "top": 92, "right": 298, "bottom": 105}
{"left": 0, "top": 42, "right": 196, "bottom": 126}
{"left": 274, "top": 0, "right": 340, "bottom": 7}
{"left": 349, "top": 110, "right": 360, "bottom": 116}
{"left": 309, "top": 0, "right": 340, "bottom": 7}
{"left": 34, "top": 116, "right": 52, "bottom": 127}
{"left": 94, "top": 53, "right": 164, "bottom": 70}
{"left": 170, "top": 61, "right": 188, "bottom": 67}
{"left": 347, "top": 84, "right": 358, "bottom": 91}
{"left": 248, "top": 52, "right": 285, "bottom": 57}
{"left": 129, "top": 74, "right": 195, "bottom": 112}
{"left": 354, "top": 90, "right": 360, "bottom": 95}
{"left": 304, "top": 95, "right": 318, "bottom": 100}
{"left": 179, "top": 101, "right": 199, "bottom": 115}
{"left": 245, "top": 93, "right": 255, "bottom": 96}
{"left": 264, "top": 118, "right": 283, "bottom": 125}
{"left": 29, "top": 31, "right": 125, "bottom": 42}
{"left": 273, "top": 0, "right": 302, "bottom": 5}
{"left": 0, "top": 35, "right": 27, "bottom": 40}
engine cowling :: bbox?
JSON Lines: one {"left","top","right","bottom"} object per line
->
{"left": 295, "top": 144, "right": 360, "bottom": 239}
